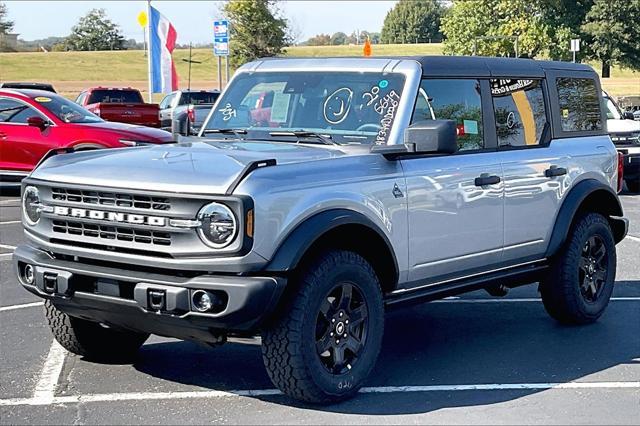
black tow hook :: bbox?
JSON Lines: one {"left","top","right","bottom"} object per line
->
{"left": 485, "top": 284, "right": 509, "bottom": 297}
{"left": 148, "top": 290, "right": 166, "bottom": 311}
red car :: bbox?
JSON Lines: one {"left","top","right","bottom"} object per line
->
{"left": 0, "top": 89, "right": 173, "bottom": 183}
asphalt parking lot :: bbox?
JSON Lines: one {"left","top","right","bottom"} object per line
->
{"left": 0, "top": 188, "right": 638, "bottom": 425}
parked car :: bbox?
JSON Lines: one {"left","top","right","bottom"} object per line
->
{"left": 603, "top": 91, "right": 640, "bottom": 192}
{"left": 171, "top": 104, "right": 217, "bottom": 137}
{"left": 159, "top": 89, "right": 220, "bottom": 131}
{"left": 0, "top": 82, "right": 56, "bottom": 93}
{"left": 15, "top": 57, "right": 628, "bottom": 404}
{"left": 0, "top": 89, "right": 173, "bottom": 184}
{"left": 76, "top": 87, "right": 160, "bottom": 128}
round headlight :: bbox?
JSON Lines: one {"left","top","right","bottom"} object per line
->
{"left": 23, "top": 186, "right": 41, "bottom": 226}
{"left": 197, "top": 202, "right": 238, "bottom": 248}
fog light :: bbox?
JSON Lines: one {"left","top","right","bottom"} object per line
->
{"left": 192, "top": 290, "right": 213, "bottom": 312}
{"left": 24, "top": 264, "right": 35, "bottom": 284}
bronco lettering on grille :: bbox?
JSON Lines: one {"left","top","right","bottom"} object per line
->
{"left": 51, "top": 206, "right": 166, "bottom": 226}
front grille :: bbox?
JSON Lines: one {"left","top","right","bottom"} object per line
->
{"left": 52, "top": 220, "right": 171, "bottom": 246}
{"left": 51, "top": 187, "right": 170, "bottom": 211}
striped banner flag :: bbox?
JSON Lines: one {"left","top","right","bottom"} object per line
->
{"left": 148, "top": 5, "right": 178, "bottom": 94}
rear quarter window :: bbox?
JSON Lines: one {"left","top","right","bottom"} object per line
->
{"left": 556, "top": 77, "right": 602, "bottom": 132}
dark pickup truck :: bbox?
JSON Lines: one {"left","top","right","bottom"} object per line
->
{"left": 76, "top": 87, "right": 160, "bottom": 128}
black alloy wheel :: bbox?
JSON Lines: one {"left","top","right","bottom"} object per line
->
{"left": 578, "top": 235, "right": 609, "bottom": 303}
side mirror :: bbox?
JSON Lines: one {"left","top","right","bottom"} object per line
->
{"left": 404, "top": 120, "right": 458, "bottom": 154}
{"left": 27, "top": 116, "right": 48, "bottom": 131}
{"left": 623, "top": 111, "right": 635, "bottom": 120}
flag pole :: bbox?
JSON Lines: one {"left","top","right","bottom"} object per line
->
{"left": 146, "top": 0, "right": 153, "bottom": 102}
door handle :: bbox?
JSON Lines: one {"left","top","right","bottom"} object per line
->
{"left": 545, "top": 165, "right": 567, "bottom": 177}
{"left": 474, "top": 173, "right": 501, "bottom": 187}
{"left": 0, "top": 132, "right": 7, "bottom": 140}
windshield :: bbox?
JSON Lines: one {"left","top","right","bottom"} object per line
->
{"left": 181, "top": 92, "right": 219, "bottom": 105}
{"left": 34, "top": 95, "right": 103, "bottom": 124}
{"left": 602, "top": 95, "right": 622, "bottom": 120}
{"left": 202, "top": 71, "right": 406, "bottom": 144}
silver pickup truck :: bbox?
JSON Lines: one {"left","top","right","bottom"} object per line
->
{"left": 14, "top": 56, "right": 628, "bottom": 404}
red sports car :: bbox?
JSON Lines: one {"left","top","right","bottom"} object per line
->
{"left": 0, "top": 89, "right": 174, "bottom": 184}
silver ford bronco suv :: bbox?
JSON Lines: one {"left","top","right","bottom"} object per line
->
{"left": 14, "top": 56, "right": 628, "bottom": 404}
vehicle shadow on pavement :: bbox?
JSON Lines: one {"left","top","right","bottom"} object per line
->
{"left": 134, "top": 293, "right": 640, "bottom": 414}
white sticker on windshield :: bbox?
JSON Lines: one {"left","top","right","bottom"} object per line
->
{"left": 270, "top": 92, "right": 290, "bottom": 123}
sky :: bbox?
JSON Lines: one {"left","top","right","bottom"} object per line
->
{"left": 4, "top": 1, "right": 398, "bottom": 44}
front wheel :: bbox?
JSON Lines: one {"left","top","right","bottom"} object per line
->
{"left": 261, "top": 250, "right": 384, "bottom": 404}
{"left": 540, "top": 213, "right": 616, "bottom": 324}
{"left": 44, "top": 300, "right": 149, "bottom": 362}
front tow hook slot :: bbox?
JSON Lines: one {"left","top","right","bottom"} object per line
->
{"left": 148, "top": 290, "right": 166, "bottom": 312}
{"left": 43, "top": 273, "right": 57, "bottom": 294}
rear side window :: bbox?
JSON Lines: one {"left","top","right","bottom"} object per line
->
{"left": 412, "top": 79, "right": 484, "bottom": 151}
{"left": 556, "top": 78, "right": 602, "bottom": 132}
{"left": 491, "top": 79, "right": 547, "bottom": 147}
{"left": 87, "top": 89, "right": 144, "bottom": 104}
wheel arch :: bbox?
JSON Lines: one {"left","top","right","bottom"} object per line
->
{"left": 545, "top": 179, "right": 627, "bottom": 258}
{"left": 265, "top": 209, "right": 399, "bottom": 294}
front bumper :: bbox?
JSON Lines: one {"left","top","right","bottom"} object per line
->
{"left": 13, "top": 244, "right": 286, "bottom": 342}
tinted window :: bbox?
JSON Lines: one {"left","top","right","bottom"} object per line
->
{"left": 180, "top": 92, "right": 219, "bottom": 105}
{"left": 556, "top": 78, "right": 602, "bottom": 131}
{"left": 0, "top": 98, "right": 39, "bottom": 123}
{"left": 412, "top": 79, "right": 484, "bottom": 151}
{"left": 87, "top": 89, "right": 143, "bottom": 104}
{"left": 491, "top": 79, "right": 547, "bottom": 147}
{"left": 33, "top": 94, "right": 103, "bottom": 123}
{"left": 159, "top": 94, "right": 174, "bottom": 109}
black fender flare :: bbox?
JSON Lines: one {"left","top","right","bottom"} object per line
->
{"left": 265, "top": 209, "right": 399, "bottom": 279}
{"left": 545, "top": 179, "right": 627, "bottom": 258}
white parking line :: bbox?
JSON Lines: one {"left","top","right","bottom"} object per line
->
{"left": 433, "top": 297, "right": 640, "bottom": 303}
{"left": 0, "top": 243, "right": 16, "bottom": 250}
{"left": 0, "top": 220, "right": 21, "bottom": 225}
{"left": 0, "top": 381, "right": 638, "bottom": 406}
{"left": 0, "top": 302, "right": 43, "bottom": 312}
{"left": 32, "top": 340, "right": 66, "bottom": 405}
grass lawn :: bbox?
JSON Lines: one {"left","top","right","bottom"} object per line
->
{"left": 1, "top": 43, "right": 637, "bottom": 99}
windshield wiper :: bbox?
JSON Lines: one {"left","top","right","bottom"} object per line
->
{"left": 269, "top": 131, "right": 338, "bottom": 145}
{"left": 201, "top": 128, "right": 248, "bottom": 139}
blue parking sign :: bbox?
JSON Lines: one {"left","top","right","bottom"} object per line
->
{"left": 214, "top": 20, "right": 229, "bottom": 56}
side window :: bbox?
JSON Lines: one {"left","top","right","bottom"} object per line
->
{"left": 159, "top": 94, "right": 173, "bottom": 109}
{"left": 490, "top": 79, "right": 547, "bottom": 147}
{"left": 0, "top": 98, "right": 37, "bottom": 123}
{"left": 411, "top": 79, "right": 484, "bottom": 151}
{"left": 556, "top": 77, "right": 602, "bottom": 132}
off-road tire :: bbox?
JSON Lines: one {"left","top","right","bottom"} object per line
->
{"left": 540, "top": 213, "right": 616, "bottom": 324}
{"left": 44, "top": 300, "right": 149, "bottom": 362}
{"left": 261, "top": 250, "right": 384, "bottom": 404}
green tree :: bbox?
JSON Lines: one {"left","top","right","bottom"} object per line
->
{"left": 381, "top": 0, "right": 445, "bottom": 44}
{"left": 581, "top": 0, "right": 640, "bottom": 77}
{"left": 540, "top": 0, "right": 594, "bottom": 60}
{"left": 330, "top": 32, "right": 347, "bottom": 45}
{"left": 223, "top": 0, "right": 289, "bottom": 67}
{"left": 442, "top": 0, "right": 550, "bottom": 58}
{"left": 0, "top": 1, "right": 14, "bottom": 34}
{"left": 306, "top": 33, "right": 331, "bottom": 46}
{"left": 65, "top": 9, "right": 125, "bottom": 51}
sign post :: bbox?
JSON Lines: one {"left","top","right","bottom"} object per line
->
{"left": 213, "top": 20, "right": 230, "bottom": 90}
{"left": 570, "top": 39, "right": 580, "bottom": 63}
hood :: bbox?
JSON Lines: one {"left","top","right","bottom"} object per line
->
{"left": 78, "top": 121, "right": 173, "bottom": 142}
{"left": 30, "top": 140, "right": 349, "bottom": 194}
{"left": 607, "top": 118, "right": 640, "bottom": 134}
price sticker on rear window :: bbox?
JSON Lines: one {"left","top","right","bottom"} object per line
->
{"left": 35, "top": 96, "right": 52, "bottom": 103}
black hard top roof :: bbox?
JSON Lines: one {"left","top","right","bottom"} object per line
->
{"left": 0, "top": 88, "right": 62, "bottom": 98}
{"left": 407, "top": 55, "right": 595, "bottom": 78}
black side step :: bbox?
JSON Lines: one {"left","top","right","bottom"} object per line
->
{"left": 225, "top": 159, "right": 277, "bottom": 195}
{"left": 384, "top": 262, "right": 548, "bottom": 309}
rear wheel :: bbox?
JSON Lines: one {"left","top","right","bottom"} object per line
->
{"left": 540, "top": 213, "right": 616, "bottom": 324}
{"left": 261, "top": 250, "right": 384, "bottom": 404}
{"left": 44, "top": 300, "right": 148, "bottom": 362}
